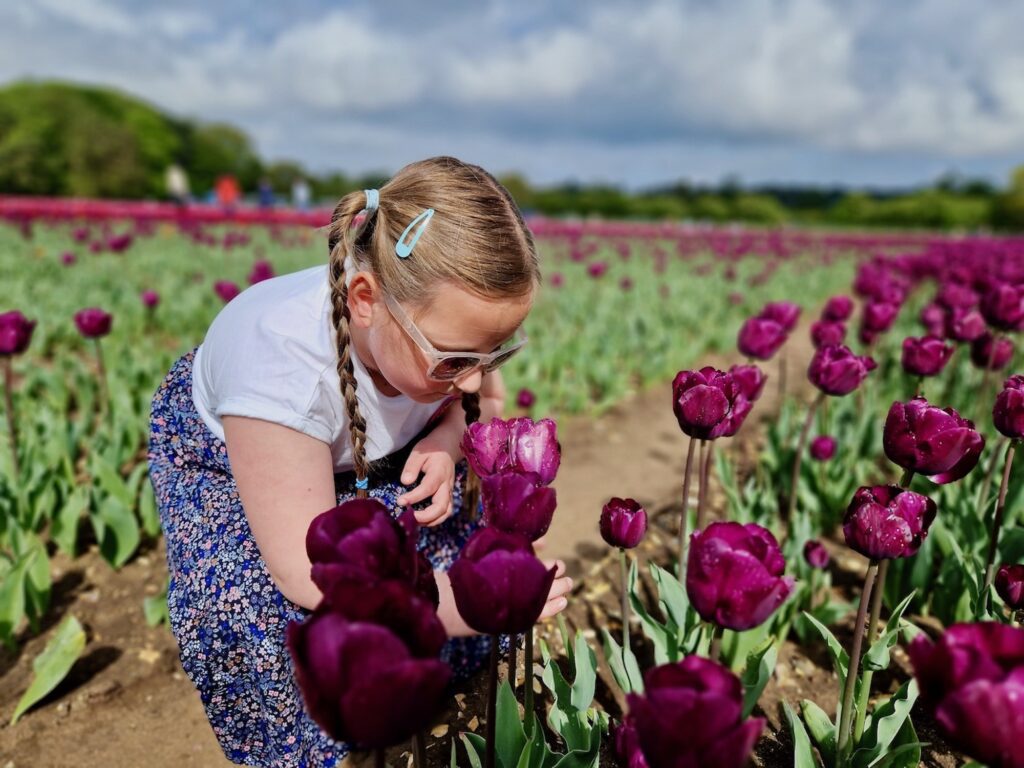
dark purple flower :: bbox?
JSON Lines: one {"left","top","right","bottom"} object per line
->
{"left": 214, "top": 280, "right": 241, "bottom": 303}
{"left": 994, "top": 375, "right": 1024, "bottom": 440}
{"left": 106, "top": 233, "right": 133, "bottom": 253}
{"left": 760, "top": 302, "right": 801, "bottom": 332}
{"left": 980, "top": 283, "right": 1024, "bottom": 332}
{"left": 728, "top": 364, "right": 767, "bottom": 401}
{"left": 883, "top": 398, "right": 985, "bottom": 483}
{"left": 686, "top": 522, "right": 794, "bottom": 631}
{"left": 945, "top": 306, "right": 987, "bottom": 342}
{"left": 995, "top": 565, "right": 1024, "bottom": 610}
{"left": 807, "top": 344, "right": 876, "bottom": 396}
{"left": 600, "top": 497, "right": 648, "bottom": 550}
{"left": 73, "top": 308, "right": 112, "bottom": 339}
{"left": 626, "top": 656, "right": 765, "bottom": 768}
{"left": 672, "top": 367, "right": 751, "bottom": 440}
{"left": 803, "top": 540, "right": 830, "bottom": 569}
{"left": 737, "top": 317, "right": 787, "bottom": 360}
{"left": 809, "top": 435, "right": 837, "bottom": 462}
{"left": 587, "top": 261, "right": 609, "bottom": 278}
{"left": 0, "top": 311, "right": 36, "bottom": 356}
{"left": 449, "top": 527, "right": 555, "bottom": 635}
{"left": 550, "top": 273, "right": 564, "bottom": 288}
{"left": 810, "top": 320, "right": 846, "bottom": 349}
{"left": 612, "top": 715, "right": 649, "bottom": 768}
{"left": 481, "top": 471, "right": 556, "bottom": 541}
{"left": 461, "top": 417, "right": 561, "bottom": 485}
{"left": 516, "top": 388, "right": 536, "bottom": 408}
{"left": 822, "top": 295, "right": 854, "bottom": 322}
{"left": 843, "top": 485, "right": 937, "bottom": 560}
{"left": 861, "top": 301, "right": 900, "bottom": 334}
{"left": 909, "top": 622, "right": 1024, "bottom": 768}
{"left": 901, "top": 336, "right": 955, "bottom": 378}
{"left": 286, "top": 612, "right": 450, "bottom": 749}
{"left": 140, "top": 290, "right": 160, "bottom": 309}
{"left": 920, "top": 302, "right": 947, "bottom": 337}
{"left": 620, "top": 277, "right": 634, "bottom": 291}
{"left": 248, "top": 259, "right": 275, "bottom": 285}
{"left": 970, "top": 333, "right": 1014, "bottom": 371}
{"left": 936, "top": 281, "right": 979, "bottom": 310}
{"left": 60, "top": 251, "right": 76, "bottom": 266}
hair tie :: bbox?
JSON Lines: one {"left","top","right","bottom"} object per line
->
{"left": 363, "top": 189, "right": 379, "bottom": 213}
{"left": 355, "top": 476, "right": 369, "bottom": 490}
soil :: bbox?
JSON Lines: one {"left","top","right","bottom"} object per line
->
{"left": 0, "top": 334, "right": 963, "bottom": 767}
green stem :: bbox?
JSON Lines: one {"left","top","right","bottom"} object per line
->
{"left": 412, "top": 732, "right": 427, "bottom": 768}
{"left": 787, "top": 393, "right": 824, "bottom": 523}
{"left": 984, "top": 442, "right": 1016, "bottom": 605}
{"left": 978, "top": 437, "right": 1008, "bottom": 520}
{"left": 778, "top": 355, "right": 787, "bottom": 402}
{"left": 508, "top": 633, "right": 518, "bottom": 694}
{"left": 837, "top": 561, "right": 879, "bottom": 766}
{"left": 524, "top": 626, "right": 535, "bottom": 735}
{"left": 709, "top": 624, "right": 722, "bottom": 663}
{"left": 94, "top": 338, "right": 109, "bottom": 414}
{"left": 853, "top": 559, "right": 889, "bottom": 743}
{"left": 678, "top": 437, "right": 697, "bottom": 581}
{"left": 2, "top": 357, "right": 20, "bottom": 482}
{"left": 620, "top": 548, "right": 630, "bottom": 649}
{"left": 696, "top": 440, "right": 714, "bottom": 532}
{"left": 486, "top": 636, "right": 499, "bottom": 768}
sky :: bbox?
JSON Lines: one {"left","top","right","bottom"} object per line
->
{"left": 2, "top": 0, "right": 1023, "bottom": 190}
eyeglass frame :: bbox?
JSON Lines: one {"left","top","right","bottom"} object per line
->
{"left": 379, "top": 291, "right": 529, "bottom": 381}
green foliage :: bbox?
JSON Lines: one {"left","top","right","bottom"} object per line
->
{"left": 11, "top": 614, "right": 86, "bottom": 724}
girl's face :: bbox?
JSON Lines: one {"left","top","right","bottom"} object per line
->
{"left": 349, "top": 274, "right": 534, "bottom": 404}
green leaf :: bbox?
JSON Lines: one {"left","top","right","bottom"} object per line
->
{"left": 800, "top": 699, "right": 836, "bottom": 767}
{"left": 868, "top": 716, "right": 923, "bottom": 768}
{"left": 11, "top": 614, "right": 87, "bottom": 724}
{"left": 51, "top": 485, "right": 88, "bottom": 557}
{"left": 850, "top": 679, "right": 918, "bottom": 768}
{"left": 803, "top": 611, "right": 849, "bottom": 685}
{"left": 90, "top": 493, "right": 140, "bottom": 568}
{"left": 601, "top": 629, "right": 644, "bottom": 695}
{"left": 462, "top": 732, "right": 486, "bottom": 768}
{"left": 0, "top": 548, "right": 33, "bottom": 649}
{"left": 549, "top": 722, "right": 601, "bottom": 768}
{"left": 862, "top": 592, "right": 915, "bottom": 673}
{"left": 649, "top": 561, "right": 690, "bottom": 629}
{"left": 91, "top": 453, "right": 133, "bottom": 508}
{"left": 629, "top": 559, "right": 678, "bottom": 664}
{"left": 783, "top": 700, "right": 821, "bottom": 768}
{"left": 740, "top": 635, "right": 777, "bottom": 719}
{"left": 516, "top": 713, "right": 555, "bottom": 768}
{"left": 137, "top": 482, "right": 160, "bottom": 538}
{"left": 570, "top": 632, "right": 597, "bottom": 712}
{"left": 496, "top": 679, "right": 527, "bottom": 768}
{"left": 143, "top": 590, "right": 169, "bottom": 627}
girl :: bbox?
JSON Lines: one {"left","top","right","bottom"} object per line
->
{"left": 147, "top": 156, "right": 573, "bottom": 767}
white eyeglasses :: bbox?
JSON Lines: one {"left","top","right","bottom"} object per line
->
{"left": 380, "top": 292, "right": 529, "bottom": 381}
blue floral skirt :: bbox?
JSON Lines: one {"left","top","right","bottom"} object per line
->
{"left": 147, "top": 347, "right": 494, "bottom": 767}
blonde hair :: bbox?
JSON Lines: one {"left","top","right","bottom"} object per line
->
{"left": 325, "top": 156, "right": 540, "bottom": 514}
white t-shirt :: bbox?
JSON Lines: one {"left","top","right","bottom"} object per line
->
{"left": 191, "top": 264, "right": 447, "bottom": 472}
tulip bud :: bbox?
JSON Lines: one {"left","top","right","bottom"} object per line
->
{"left": 919, "top": 302, "right": 947, "bottom": 337}
{"left": 807, "top": 344, "right": 876, "bottom": 396}
{"left": 587, "top": 261, "right": 609, "bottom": 278}
{"left": 60, "top": 251, "right": 76, "bottom": 266}
{"left": 901, "top": 336, "right": 955, "bottom": 377}
{"left": 73, "top": 307, "right": 113, "bottom": 339}
{"left": 809, "top": 435, "right": 837, "bottom": 462}
{"left": 0, "top": 311, "right": 36, "bottom": 356}
{"left": 481, "top": 471, "right": 556, "bottom": 541}
{"left": 883, "top": 397, "right": 984, "bottom": 483}
{"left": 944, "top": 306, "right": 987, "bottom": 342}
{"left": 843, "top": 485, "right": 937, "bottom": 560}
{"left": 994, "top": 375, "right": 1024, "bottom": 440}
{"left": 737, "top": 317, "right": 786, "bottom": 360}
{"left": 861, "top": 301, "right": 900, "bottom": 334}
{"left": 461, "top": 417, "right": 561, "bottom": 484}
{"left": 672, "top": 367, "right": 752, "bottom": 440}
{"left": 686, "top": 522, "right": 794, "bottom": 631}
{"left": 728, "top": 364, "right": 766, "bottom": 401}
{"left": 600, "top": 497, "right": 648, "bottom": 550}
{"left": 936, "top": 281, "right": 979, "bottom": 310}
{"left": 141, "top": 290, "right": 160, "bottom": 309}
{"left": 970, "top": 333, "right": 1014, "bottom": 371}
{"left": 214, "top": 280, "right": 241, "bottom": 303}
{"left": 810, "top": 320, "right": 846, "bottom": 349}
{"left": 760, "top": 302, "right": 801, "bottom": 332}
{"left": 516, "top": 387, "right": 536, "bottom": 408}
{"left": 248, "top": 259, "right": 275, "bottom": 285}
{"left": 979, "top": 282, "right": 1024, "bottom": 332}
{"left": 995, "top": 564, "right": 1024, "bottom": 610}
{"left": 803, "top": 540, "right": 830, "bottom": 569}
{"left": 822, "top": 295, "right": 854, "bottom": 322}
{"left": 611, "top": 715, "right": 649, "bottom": 768}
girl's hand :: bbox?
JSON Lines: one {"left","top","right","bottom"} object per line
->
{"left": 540, "top": 559, "right": 573, "bottom": 620}
{"left": 397, "top": 435, "right": 457, "bottom": 526}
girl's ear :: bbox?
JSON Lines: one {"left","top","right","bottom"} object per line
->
{"left": 346, "top": 272, "right": 382, "bottom": 329}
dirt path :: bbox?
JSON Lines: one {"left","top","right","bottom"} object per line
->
{"left": 0, "top": 338, "right": 810, "bottom": 768}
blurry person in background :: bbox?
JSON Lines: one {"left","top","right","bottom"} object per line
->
{"left": 215, "top": 174, "right": 241, "bottom": 211}
{"left": 258, "top": 176, "right": 275, "bottom": 208}
{"left": 165, "top": 164, "right": 191, "bottom": 207}
{"left": 292, "top": 176, "right": 311, "bottom": 210}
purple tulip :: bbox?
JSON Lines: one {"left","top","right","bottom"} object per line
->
{"left": 810, "top": 320, "right": 846, "bottom": 349}
{"left": 803, "top": 540, "right": 830, "bottom": 569}
{"left": 728, "top": 364, "right": 767, "bottom": 402}
{"left": 248, "top": 259, "right": 275, "bottom": 285}
{"left": 883, "top": 398, "right": 985, "bottom": 483}
{"left": 672, "top": 367, "right": 752, "bottom": 440}
{"left": 620, "top": 277, "right": 634, "bottom": 291}
{"left": 461, "top": 417, "right": 561, "bottom": 484}
{"left": 936, "top": 281, "right": 979, "bottom": 310}
{"left": 909, "top": 622, "right": 1024, "bottom": 768}
{"left": 760, "top": 302, "right": 801, "bottom": 332}
{"left": 140, "top": 290, "right": 160, "bottom": 309}
{"left": 822, "top": 295, "right": 854, "bottom": 322}
{"left": 481, "top": 471, "right": 556, "bottom": 541}
{"left": 214, "top": 280, "right": 241, "bottom": 303}
{"left": 516, "top": 388, "right": 536, "bottom": 408}
{"left": 809, "top": 435, "right": 837, "bottom": 462}
{"left": 920, "top": 302, "right": 947, "bottom": 337}
{"left": 980, "top": 283, "right": 1024, "bottom": 332}
{"left": 995, "top": 565, "right": 1024, "bottom": 610}
{"left": 73, "top": 308, "right": 112, "bottom": 339}
{"left": 107, "top": 233, "right": 133, "bottom": 253}
{"left": 944, "top": 306, "right": 987, "bottom": 342}
{"left": 60, "top": 251, "right": 76, "bottom": 266}
{"left": 600, "top": 497, "right": 648, "bottom": 550}
{"left": 449, "top": 527, "right": 555, "bottom": 635}
{"left": 626, "top": 656, "right": 765, "bottom": 768}
{"left": 0, "top": 311, "right": 36, "bottom": 356}
{"left": 970, "top": 333, "right": 1014, "bottom": 371}
{"left": 807, "top": 344, "right": 876, "bottom": 397}
{"left": 994, "top": 375, "right": 1024, "bottom": 440}
{"left": 306, "top": 499, "right": 438, "bottom": 607}
{"left": 612, "top": 715, "right": 649, "bottom": 768}
{"left": 901, "top": 336, "right": 955, "bottom": 377}
{"left": 286, "top": 612, "right": 450, "bottom": 749}
{"left": 861, "top": 301, "right": 900, "bottom": 335}
{"left": 737, "top": 317, "right": 787, "bottom": 360}
{"left": 843, "top": 485, "right": 937, "bottom": 560}
{"left": 550, "top": 273, "right": 564, "bottom": 288}
{"left": 686, "top": 522, "right": 794, "bottom": 631}
{"left": 587, "top": 261, "right": 609, "bottom": 278}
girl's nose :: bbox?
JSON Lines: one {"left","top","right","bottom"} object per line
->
{"left": 451, "top": 368, "right": 483, "bottom": 394}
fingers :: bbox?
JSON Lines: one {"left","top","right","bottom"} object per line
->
{"left": 538, "top": 568, "right": 573, "bottom": 620}
{"left": 397, "top": 477, "right": 436, "bottom": 507}
{"left": 412, "top": 482, "right": 452, "bottom": 526}
{"left": 534, "top": 535, "right": 548, "bottom": 553}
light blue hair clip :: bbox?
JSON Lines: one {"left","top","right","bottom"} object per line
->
{"left": 395, "top": 208, "right": 434, "bottom": 259}
{"left": 355, "top": 476, "right": 369, "bottom": 490}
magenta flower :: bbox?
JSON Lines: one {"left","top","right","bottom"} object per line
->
{"left": 807, "top": 344, "right": 876, "bottom": 396}
{"left": 600, "top": 497, "right": 648, "bottom": 550}
{"left": 901, "top": 336, "right": 955, "bottom": 378}
{"left": 994, "top": 375, "right": 1024, "bottom": 440}
{"left": 728, "top": 364, "right": 767, "bottom": 402}
{"left": 60, "top": 251, "right": 76, "bottom": 266}
{"left": 73, "top": 308, "right": 112, "bottom": 339}
{"left": 481, "top": 471, "right": 556, "bottom": 541}
{"left": 737, "top": 317, "right": 786, "bottom": 360}
{"left": 686, "top": 522, "right": 794, "bottom": 631}
{"left": 461, "top": 417, "right": 561, "bottom": 484}
{"left": 140, "top": 290, "right": 160, "bottom": 309}
{"left": 0, "top": 311, "right": 36, "bottom": 356}
{"left": 611, "top": 715, "right": 649, "bottom": 768}
{"left": 822, "top": 295, "right": 854, "bottom": 321}
{"left": 970, "top": 333, "right": 1014, "bottom": 371}
{"left": 936, "top": 281, "right": 979, "bottom": 310}
{"left": 248, "top": 259, "right": 275, "bottom": 285}
{"left": 587, "top": 261, "right": 609, "bottom": 278}
{"left": 919, "top": 302, "right": 947, "bottom": 337}
{"left": 449, "top": 527, "right": 555, "bottom": 635}
{"left": 672, "top": 367, "right": 752, "bottom": 440}
{"left": 625, "top": 656, "right": 765, "bottom": 768}
{"left": 883, "top": 397, "right": 985, "bottom": 483}
{"left": 760, "top": 301, "right": 801, "bottom": 332}
{"left": 944, "top": 306, "right": 987, "bottom": 342}
{"left": 909, "top": 622, "right": 1024, "bottom": 768}
{"left": 550, "top": 273, "right": 565, "bottom": 288}
{"left": 516, "top": 388, "right": 536, "bottom": 408}
{"left": 860, "top": 301, "right": 900, "bottom": 341}
{"left": 810, "top": 320, "right": 846, "bottom": 349}
{"left": 214, "top": 280, "right": 241, "bottom": 303}
{"left": 803, "top": 540, "right": 830, "bottom": 569}
{"left": 980, "top": 283, "right": 1024, "bottom": 332}
{"left": 843, "top": 485, "right": 937, "bottom": 560}
{"left": 809, "top": 435, "right": 837, "bottom": 462}
{"left": 995, "top": 565, "right": 1024, "bottom": 610}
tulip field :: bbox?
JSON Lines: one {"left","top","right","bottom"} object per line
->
{"left": 2, "top": 198, "right": 1024, "bottom": 768}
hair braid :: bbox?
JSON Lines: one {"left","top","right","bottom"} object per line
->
{"left": 460, "top": 391, "right": 482, "bottom": 519}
